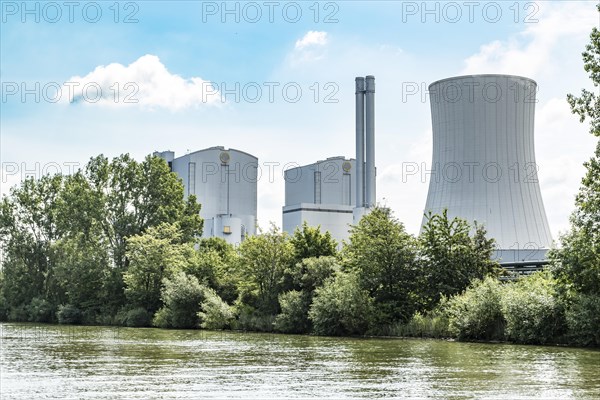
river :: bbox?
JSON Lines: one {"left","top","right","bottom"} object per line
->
{"left": 1, "top": 323, "right": 599, "bottom": 399}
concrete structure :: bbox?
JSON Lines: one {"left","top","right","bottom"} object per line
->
{"left": 155, "top": 147, "right": 258, "bottom": 245}
{"left": 353, "top": 75, "right": 376, "bottom": 224}
{"left": 282, "top": 157, "right": 355, "bottom": 243}
{"left": 422, "top": 74, "right": 553, "bottom": 262}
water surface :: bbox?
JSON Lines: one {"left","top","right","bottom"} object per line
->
{"left": 1, "top": 323, "right": 599, "bottom": 399}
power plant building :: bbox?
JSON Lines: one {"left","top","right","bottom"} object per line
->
{"left": 422, "top": 74, "right": 553, "bottom": 262}
{"left": 282, "top": 157, "right": 356, "bottom": 243}
{"left": 283, "top": 75, "right": 377, "bottom": 244}
{"left": 155, "top": 147, "right": 258, "bottom": 245}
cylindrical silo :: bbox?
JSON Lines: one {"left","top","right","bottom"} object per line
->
{"left": 422, "top": 74, "right": 552, "bottom": 262}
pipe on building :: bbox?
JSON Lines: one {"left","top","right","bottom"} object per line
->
{"left": 355, "top": 77, "right": 365, "bottom": 208}
{"left": 365, "top": 75, "right": 376, "bottom": 207}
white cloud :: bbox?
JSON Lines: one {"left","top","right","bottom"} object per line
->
{"left": 295, "top": 31, "right": 328, "bottom": 50}
{"left": 462, "top": 2, "right": 596, "bottom": 77}
{"left": 61, "top": 54, "right": 220, "bottom": 111}
{"left": 289, "top": 31, "right": 329, "bottom": 65}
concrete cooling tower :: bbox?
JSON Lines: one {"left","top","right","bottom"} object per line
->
{"left": 422, "top": 74, "right": 552, "bottom": 262}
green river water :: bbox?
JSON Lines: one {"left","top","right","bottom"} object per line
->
{"left": 1, "top": 323, "right": 599, "bottom": 399}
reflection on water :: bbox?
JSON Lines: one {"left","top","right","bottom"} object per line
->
{"left": 2, "top": 323, "right": 599, "bottom": 399}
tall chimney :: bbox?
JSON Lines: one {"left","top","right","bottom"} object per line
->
{"left": 365, "top": 75, "right": 376, "bottom": 207}
{"left": 355, "top": 77, "right": 365, "bottom": 208}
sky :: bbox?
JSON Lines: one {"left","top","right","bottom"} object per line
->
{"left": 1, "top": 0, "right": 599, "bottom": 241}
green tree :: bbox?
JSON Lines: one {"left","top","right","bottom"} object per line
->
{"left": 290, "top": 222, "right": 337, "bottom": 266}
{"left": 196, "top": 237, "right": 240, "bottom": 303}
{"left": 238, "top": 225, "right": 294, "bottom": 315}
{"left": 50, "top": 232, "right": 110, "bottom": 322}
{"left": 124, "top": 223, "right": 194, "bottom": 313}
{"left": 153, "top": 271, "right": 205, "bottom": 329}
{"left": 0, "top": 175, "right": 63, "bottom": 312}
{"left": 198, "top": 287, "right": 235, "bottom": 330}
{"left": 308, "top": 271, "right": 374, "bottom": 336}
{"left": 418, "top": 210, "right": 498, "bottom": 311}
{"left": 552, "top": 4, "right": 600, "bottom": 295}
{"left": 343, "top": 207, "right": 419, "bottom": 323}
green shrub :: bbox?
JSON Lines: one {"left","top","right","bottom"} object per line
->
{"left": 565, "top": 293, "right": 600, "bottom": 347}
{"left": 501, "top": 272, "right": 565, "bottom": 344}
{"left": 27, "top": 297, "right": 54, "bottom": 323}
{"left": 309, "top": 271, "right": 374, "bottom": 336}
{"left": 198, "top": 288, "right": 235, "bottom": 330}
{"left": 445, "top": 277, "right": 505, "bottom": 340}
{"left": 123, "top": 307, "right": 152, "bottom": 327}
{"left": 8, "top": 304, "right": 29, "bottom": 322}
{"left": 274, "top": 290, "right": 310, "bottom": 333}
{"left": 154, "top": 272, "right": 205, "bottom": 329}
{"left": 387, "top": 310, "right": 450, "bottom": 338}
{"left": 57, "top": 304, "right": 82, "bottom": 325}
{"left": 152, "top": 307, "right": 171, "bottom": 328}
{"left": 233, "top": 302, "right": 276, "bottom": 332}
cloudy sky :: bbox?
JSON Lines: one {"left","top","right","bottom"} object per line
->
{"left": 1, "top": 1, "right": 598, "bottom": 240}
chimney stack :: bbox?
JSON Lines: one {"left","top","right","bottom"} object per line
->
{"left": 354, "top": 75, "right": 376, "bottom": 222}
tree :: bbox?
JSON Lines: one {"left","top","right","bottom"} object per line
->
{"left": 343, "top": 207, "right": 419, "bottom": 323}
{"left": 196, "top": 237, "right": 240, "bottom": 303}
{"left": 552, "top": 4, "right": 600, "bottom": 295}
{"left": 123, "top": 223, "right": 194, "bottom": 313}
{"left": 153, "top": 271, "right": 205, "bottom": 329}
{"left": 238, "top": 225, "right": 294, "bottom": 315}
{"left": 418, "top": 210, "right": 498, "bottom": 311}
{"left": 308, "top": 271, "right": 374, "bottom": 336}
{"left": 0, "top": 175, "right": 63, "bottom": 312}
{"left": 289, "top": 222, "right": 337, "bottom": 266}
{"left": 50, "top": 232, "right": 110, "bottom": 321}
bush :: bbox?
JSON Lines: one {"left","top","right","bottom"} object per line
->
{"left": 154, "top": 272, "right": 205, "bottom": 329}
{"left": 386, "top": 310, "right": 450, "bottom": 338}
{"left": 445, "top": 277, "right": 505, "bottom": 340}
{"left": 198, "top": 288, "right": 235, "bottom": 330}
{"left": 152, "top": 307, "right": 171, "bottom": 329}
{"left": 565, "top": 293, "right": 600, "bottom": 347}
{"left": 8, "top": 304, "right": 29, "bottom": 322}
{"left": 123, "top": 307, "right": 152, "bottom": 327}
{"left": 57, "top": 304, "right": 82, "bottom": 325}
{"left": 233, "top": 303, "right": 276, "bottom": 332}
{"left": 27, "top": 297, "right": 54, "bottom": 323}
{"left": 0, "top": 294, "right": 8, "bottom": 322}
{"left": 309, "top": 272, "right": 374, "bottom": 336}
{"left": 274, "top": 290, "right": 310, "bottom": 333}
{"left": 501, "top": 272, "right": 565, "bottom": 344}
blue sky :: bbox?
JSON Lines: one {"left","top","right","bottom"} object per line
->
{"left": 1, "top": 1, "right": 599, "bottom": 239}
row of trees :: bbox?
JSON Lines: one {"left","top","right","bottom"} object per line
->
{"left": 0, "top": 161, "right": 499, "bottom": 336}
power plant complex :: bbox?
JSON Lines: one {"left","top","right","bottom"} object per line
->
{"left": 159, "top": 73, "right": 552, "bottom": 263}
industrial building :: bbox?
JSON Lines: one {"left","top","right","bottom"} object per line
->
{"left": 421, "top": 74, "right": 553, "bottom": 262}
{"left": 282, "top": 75, "right": 377, "bottom": 244}
{"left": 282, "top": 157, "right": 356, "bottom": 243}
{"left": 155, "top": 147, "right": 258, "bottom": 245}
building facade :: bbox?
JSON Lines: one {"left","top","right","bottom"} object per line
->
{"left": 155, "top": 147, "right": 258, "bottom": 245}
{"left": 282, "top": 157, "right": 356, "bottom": 244}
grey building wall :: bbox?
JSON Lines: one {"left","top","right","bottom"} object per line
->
{"left": 422, "top": 74, "right": 553, "bottom": 262}
{"left": 156, "top": 146, "right": 258, "bottom": 245}
{"left": 283, "top": 157, "right": 355, "bottom": 243}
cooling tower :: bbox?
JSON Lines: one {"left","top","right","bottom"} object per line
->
{"left": 422, "top": 74, "right": 552, "bottom": 262}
